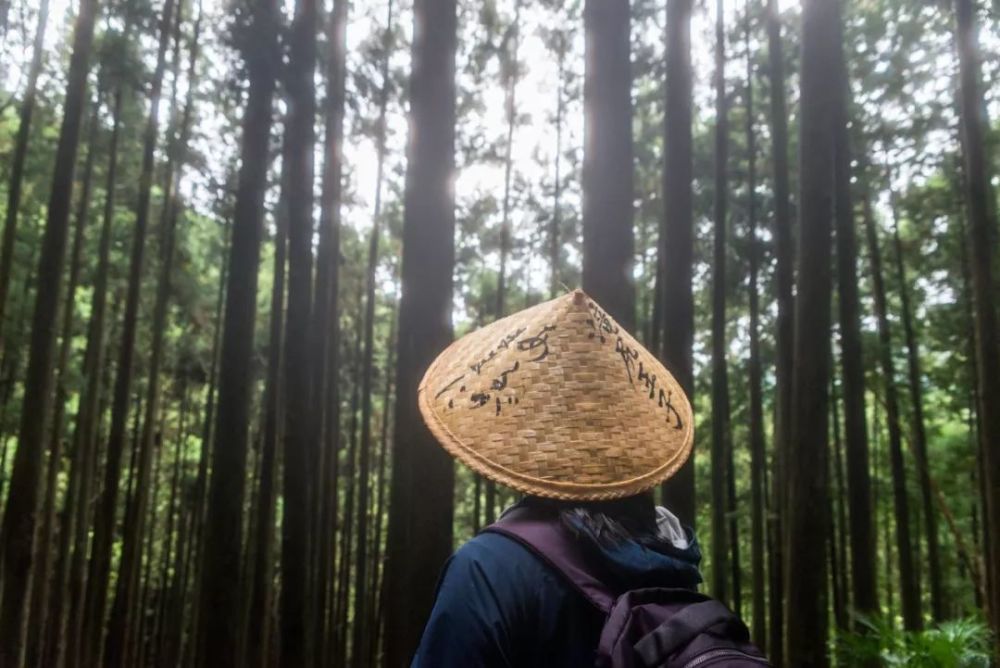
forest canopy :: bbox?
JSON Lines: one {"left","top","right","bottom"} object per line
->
{"left": 0, "top": 0, "right": 998, "bottom": 665}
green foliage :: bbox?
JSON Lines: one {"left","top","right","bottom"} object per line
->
{"left": 835, "top": 615, "right": 994, "bottom": 667}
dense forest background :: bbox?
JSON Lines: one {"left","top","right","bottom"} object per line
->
{"left": 0, "top": 0, "right": 998, "bottom": 665}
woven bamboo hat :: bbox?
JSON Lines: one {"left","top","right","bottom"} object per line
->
{"left": 418, "top": 289, "right": 693, "bottom": 501}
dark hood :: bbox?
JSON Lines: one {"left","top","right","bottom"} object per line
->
{"left": 561, "top": 506, "right": 703, "bottom": 592}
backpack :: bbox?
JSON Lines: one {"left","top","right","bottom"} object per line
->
{"left": 485, "top": 508, "right": 770, "bottom": 668}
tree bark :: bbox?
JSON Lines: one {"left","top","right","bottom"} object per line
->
{"left": 0, "top": 0, "right": 99, "bottom": 660}
{"left": 64, "top": 75, "right": 124, "bottom": 668}
{"left": 278, "top": 0, "right": 319, "bottom": 660}
{"left": 886, "top": 185, "right": 945, "bottom": 621}
{"left": 195, "top": 0, "right": 279, "bottom": 660}
{"left": 830, "top": 0, "right": 880, "bottom": 633}
{"left": 0, "top": 0, "right": 51, "bottom": 353}
{"left": 830, "top": 377, "right": 850, "bottom": 629}
{"left": 784, "top": 0, "right": 837, "bottom": 663}
{"left": 106, "top": 5, "right": 190, "bottom": 661}
{"left": 369, "top": 309, "right": 396, "bottom": 661}
{"left": 313, "top": 2, "right": 346, "bottom": 663}
{"left": 28, "top": 85, "right": 100, "bottom": 668}
{"left": 764, "top": 2, "right": 792, "bottom": 658}
{"left": 177, "top": 217, "right": 229, "bottom": 668}
{"left": 549, "top": 32, "right": 566, "bottom": 299}
{"left": 957, "top": 203, "right": 992, "bottom": 621}
{"left": 383, "top": 0, "right": 458, "bottom": 661}
{"left": 744, "top": 7, "right": 766, "bottom": 647}
{"left": 709, "top": 0, "right": 731, "bottom": 609}
{"left": 658, "top": 0, "right": 695, "bottom": 527}
{"left": 351, "top": 6, "right": 393, "bottom": 660}
{"left": 244, "top": 199, "right": 286, "bottom": 668}
{"left": 862, "top": 193, "right": 922, "bottom": 631}
{"left": 335, "top": 313, "right": 363, "bottom": 665}
{"left": 581, "top": 0, "right": 634, "bottom": 330}
{"left": 82, "top": 0, "right": 176, "bottom": 660}
{"left": 487, "top": 0, "right": 522, "bottom": 526}
{"left": 152, "top": 380, "right": 187, "bottom": 667}
{"left": 953, "top": 0, "right": 1000, "bottom": 644}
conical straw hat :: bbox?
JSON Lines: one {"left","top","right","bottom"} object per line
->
{"left": 418, "top": 289, "right": 693, "bottom": 501}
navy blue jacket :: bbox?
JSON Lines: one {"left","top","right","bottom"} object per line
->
{"left": 412, "top": 506, "right": 702, "bottom": 667}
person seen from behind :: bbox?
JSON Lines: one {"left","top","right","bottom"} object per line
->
{"left": 412, "top": 290, "right": 769, "bottom": 667}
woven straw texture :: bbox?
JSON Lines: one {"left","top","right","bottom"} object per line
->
{"left": 418, "top": 289, "right": 693, "bottom": 501}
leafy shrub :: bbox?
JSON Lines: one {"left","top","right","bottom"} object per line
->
{"left": 834, "top": 614, "right": 993, "bottom": 667}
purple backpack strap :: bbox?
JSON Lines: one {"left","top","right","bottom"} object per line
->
{"left": 483, "top": 507, "right": 615, "bottom": 613}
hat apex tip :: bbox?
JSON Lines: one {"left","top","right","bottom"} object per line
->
{"left": 571, "top": 289, "right": 587, "bottom": 306}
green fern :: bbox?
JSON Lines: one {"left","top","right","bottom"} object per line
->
{"left": 834, "top": 614, "right": 993, "bottom": 667}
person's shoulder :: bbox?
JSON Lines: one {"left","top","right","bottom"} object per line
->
{"left": 445, "top": 528, "right": 567, "bottom": 596}
{"left": 450, "top": 530, "right": 540, "bottom": 572}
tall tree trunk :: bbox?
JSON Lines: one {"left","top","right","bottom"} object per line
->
{"left": 828, "top": 481, "right": 844, "bottom": 633}
{"left": 351, "top": 3, "right": 393, "bottom": 663}
{"left": 0, "top": 0, "right": 51, "bottom": 352}
{"left": 335, "top": 315, "right": 363, "bottom": 665}
{"left": 352, "top": 252, "right": 379, "bottom": 668}
{"left": 196, "top": 0, "right": 279, "bottom": 659}
{"left": 245, "top": 201, "right": 287, "bottom": 668}
{"left": 953, "top": 0, "right": 1000, "bottom": 642}
{"left": 314, "top": 1, "right": 346, "bottom": 663}
{"left": 872, "top": 398, "right": 897, "bottom": 623}
{"left": 957, "top": 204, "right": 992, "bottom": 619}
{"left": 727, "top": 442, "right": 741, "bottom": 616}
{"left": 279, "top": 0, "right": 319, "bottom": 660}
{"left": 0, "top": 237, "right": 38, "bottom": 439}
{"left": 495, "top": 0, "right": 520, "bottom": 322}
{"left": 0, "top": 0, "right": 99, "bottom": 660}
{"left": 160, "top": 443, "right": 191, "bottom": 668}
{"left": 830, "top": 377, "right": 850, "bottom": 627}
{"left": 133, "top": 427, "right": 163, "bottom": 665}
{"left": 369, "top": 309, "right": 396, "bottom": 662}
{"left": 150, "top": 13, "right": 205, "bottom": 638}
{"left": 236, "top": 432, "right": 262, "bottom": 667}
{"left": 887, "top": 188, "right": 944, "bottom": 621}
{"left": 64, "top": 76, "right": 124, "bottom": 668}
{"left": 83, "top": 0, "right": 176, "bottom": 660}
{"left": 744, "top": 6, "right": 766, "bottom": 647}
{"left": 722, "top": 8, "right": 741, "bottom": 608}
{"left": 784, "top": 0, "right": 837, "bottom": 663}
{"left": 709, "top": 0, "right": 731, "bottom": 608}
{"left": 581, "top": 0, "right": 634, "bottom": 330}
{"left": 181, "top": 214, "right": 229, "bottom": 667}
{"left": 123, "top": 396, "right": 145, "bottom": 511}
{"left": 765, "top": 2, "right": 792, "bottom": 658}
{"left": 970, "top": 392, "right": 983, "bottom": 611}
{"left": 830, "top": 0, "right": 880, "bottom": 633}
{"left": 383, "top": 0, "right": 458, "bottom": 661}
{"left": 658, "top": 0, "right": 694, "bottom": 527}
{"left": 862, "top": 193, "right": 921, "bottom": 630}
{"left": 106, "top": 5, "right": 190, "bottom": 660}
{"left": 28, "top": 87, "right": 100, "bottom": 668}
{"left": 152, "top": 380, "right": 187, "bottom": 666}
{"left": 487, "top": 0, "right": 521, "bottom": 526}
{"left": 549, "top": 31, "right": 566, "bottom": 300}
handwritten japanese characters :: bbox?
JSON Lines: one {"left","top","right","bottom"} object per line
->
{"left": 586, "top": 301, "right": 616, "bottom": 343}
{"left": 516, "top": 325, "right": 555, "bottom": 362}
{"left": 429, "top": 298, "right": 686, "bottom": 431}
{"left": 587, "top": 300, "right": 684, "bottom": 431}
{"left": 434, "top": 324, "right": 556, "bottom": 416}
{"left": 469, "top": 326, "right": 526, "bottom": 375}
